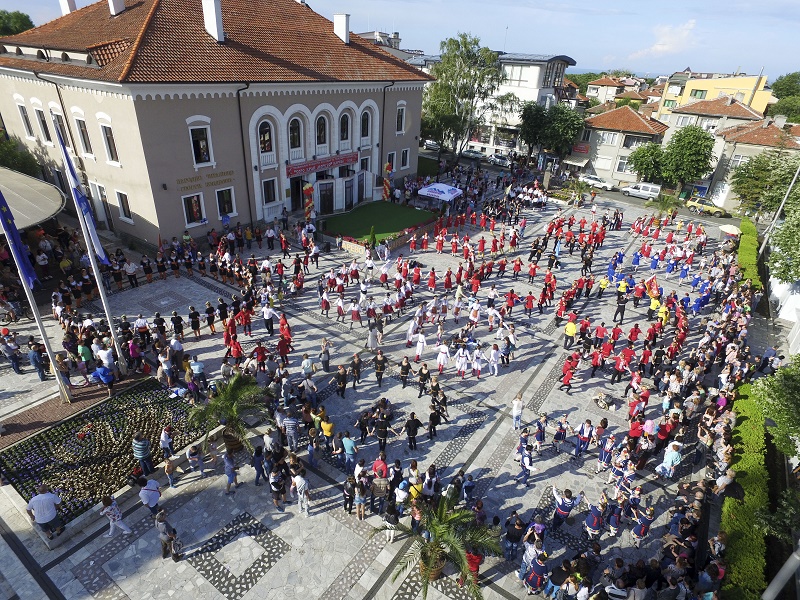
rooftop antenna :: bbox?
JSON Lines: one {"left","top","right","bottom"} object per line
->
{"left": 503, "top": 26, "right": 508, "bottom": 53}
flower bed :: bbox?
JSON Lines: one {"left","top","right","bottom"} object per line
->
{"left": 0, "top": 378, "right": 203, "bottom": 524}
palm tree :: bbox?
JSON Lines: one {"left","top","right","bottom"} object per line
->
{"left": 566, "top": 178, "right": 590, "bottom": 204}
{"left": 373, "top": 490, "right": 501, "bottom": 600}
{"left": 187, "top": 374, "right": 264, "bottom": 453}
{"left": 645, "top": 193, "right": 683, "bottom": 217}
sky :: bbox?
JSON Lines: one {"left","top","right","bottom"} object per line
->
{"left": 5, "top": 0, "right": 797, "bottom": 80}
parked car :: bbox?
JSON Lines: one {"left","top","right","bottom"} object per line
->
{"left": 488, "top": 153, "right": 511, "bottom": 167}
{"left": 462, "top": 149, "right": 486, "bottom": 160}
{"left": 578, "top": 173, "right": 614, "bottom": 191}
{"left": 620, "top": 182, "right": 662, "bottom": 200}
{"left": 423, "top": 140, "right": 441, "bottom": 151}
{"left": 685, "top": 196, "right": 729, "bottom": 217}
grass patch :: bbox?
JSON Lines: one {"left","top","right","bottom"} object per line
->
{"left": 417, "top": 156, "right": 441, "bottom": 178}
{"left": 322, "top": 202, "right": 437, "bottom": 242}
{"left": 738, "top": 217, "right": 763, "bottom": 290}
{"left": 721, "top": 383, "right": 768, "bottom": 600}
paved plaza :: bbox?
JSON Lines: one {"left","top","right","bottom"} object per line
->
{"left": 0, "top": 194, "right": 751, "bottom": 600}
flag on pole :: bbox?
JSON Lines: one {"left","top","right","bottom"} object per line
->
{"left": 644, "top": 274, "right": 660, "bottom": 298}
{"left": 54, "top": 124, "right": 110, "bottom": 265}
{"left": 0, "top": 190, "right": 38, "bottom": 289}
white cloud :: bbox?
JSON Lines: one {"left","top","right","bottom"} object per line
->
{"left": 628, "top": 19, "right": 696, "bottom": 60}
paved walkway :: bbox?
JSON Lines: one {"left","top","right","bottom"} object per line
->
{"left": 0, "top": 194, "right": 774, "bottom": 599}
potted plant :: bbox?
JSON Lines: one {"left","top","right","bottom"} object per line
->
{"left": 373, "top": 490, "right": 500, "bottom": 600}
{"left": 188, "top": 375, "right": 264, "bottom": 453}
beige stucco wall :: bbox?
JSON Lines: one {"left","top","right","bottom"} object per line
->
{"left": 0, "top": 70, "right": 155, "bottom": 243}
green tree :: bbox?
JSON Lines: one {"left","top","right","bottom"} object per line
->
{"left": 541, "top": 103, "right": 584, "bottom": 158}
{"left": 424, "top": 33, "right": 517, "bottom": 163}
{"left": 627, "top": 142, "right": 664, "bottom": 183}
{"left": 768, "top": 96, "right": 800, "bottom": 122}
{"left": 771, "top": 72, "right": 800, "bottom": 99}
{"left": 751, "top": 355, "right": 800, "bottom": 456}
{"left": 755, "top": 489, "right": 800, "bottom": 544}
{"left": 373, "top": 489, "right": 501, "bottom": 600}
{"left": 768, "top": 210, "right": 800, "bottom": 283}
{"left": 564, "top": 72, "right": 601, "bottom": 95}
{"left": 0, "top": 10, "right": 33, "bottom": 35}
{"left": 518, "top": 102, "right": 547, "bottom": 165}
{"left": 730, "top": 151, "right": 800, "bottom": 213}
{"left": 187, "top": 375, "right": 264, "bottom": 453}
{"left": 368, "top": 225, "right": 377, "bottom": 249}
{"left": 661, "top": 125, "right": 715, "bottom": 190}
{"left": 0, "top": 135, "right": 41, "bottom": 178}
{"left": 566, "top": 179, "right": 590, "bottom": 204}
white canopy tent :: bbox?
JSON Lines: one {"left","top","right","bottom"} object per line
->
{"left": 417, "top": 183, "right": 464, "bottom": 203}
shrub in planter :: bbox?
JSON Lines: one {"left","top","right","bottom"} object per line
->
{"left": 188, "top": 375, "right": 263, "bottom": 453}
{"left": 0, "top": 379, "right": 203, "bottom": 524}
{"left": 720, "top": 384, "right": 768, "bottom": 599}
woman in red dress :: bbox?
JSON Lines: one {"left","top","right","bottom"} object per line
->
{"left": 409, "top": 235, "right": 417, "bottom": 253}
{"left": 427, "top": 269, "right": 437, "bottom": 292}
{"left": 451, "top": 235, "right": 459, "bottom": 256}
{"left": 421, "top": 233, "right": 429, "bottom": 251}
{"left": 444, "top": 268, "right": 453, "bottom": 292}
{"left": 412, "top": 266, "right": 422, "bottom": 286}
{"left": 436, "top": 235, "right": 445, "bottom": 254}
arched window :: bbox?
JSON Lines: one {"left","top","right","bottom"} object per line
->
{"left": 340, "top": 114, "right": 350, "bottom": 141}
{"left": 289, "top": 118, "right": 301, "bottom": 149}
{"left": 316, "top": 116, "right": 327, "bottom": 145}
{"left": 258, "top": 121, "right": 273, "bottom": 153}
{"left": 360, "top": 112, "right": 370, "bottom": 138}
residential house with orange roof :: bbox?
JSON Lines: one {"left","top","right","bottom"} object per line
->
{"left": 585, "top": 77, "right": 626, "bottom": 105}
{"left": 565, "top": 105, "right": 668, "bottom": 185}
{"left": 0, "top": 0, "right": 431, "bottom": 244}
{"left": 708, "top": 115, "right": 800, "bottom": 207}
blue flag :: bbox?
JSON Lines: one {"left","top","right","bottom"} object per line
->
{"left": 54, "top": 123, "right": 110, "bottom": 265}
{"left": 554, "top": 238, "right": 562, "bottom": 257}
{"left": 0, "top": 190, "right": 39, "bottom": 289}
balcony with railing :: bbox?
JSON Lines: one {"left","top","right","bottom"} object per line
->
{"left": 289, "top": 147, "right": 304, "bottom": 162}
{"left": 260, "top": 151, "right": 277, "bottom": 168}
{"left": 339, "top": 139, "right": 351, "bottom": 152}
{"left": 360, "top": 136, "right": 371, "bottom": 149}
{"left": 315, "top": 143, "right": 329, "bottom": 157}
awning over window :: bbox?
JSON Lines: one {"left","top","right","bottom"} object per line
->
{"left": 562, "top": 156, "right": 590, "bottom": 167}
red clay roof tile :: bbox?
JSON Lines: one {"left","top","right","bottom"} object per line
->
{"left": 671, "top": 95, "right": 763, "bottom": 119}
{"left": 585, "top": 105, "right": 669, "bottom": 136}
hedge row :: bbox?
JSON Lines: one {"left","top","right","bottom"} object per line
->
{"left": 737, "top": 217, "right": 763, "bottom": 290}
{"left": 721, "top": 384, "right": 769, "bottom": 600}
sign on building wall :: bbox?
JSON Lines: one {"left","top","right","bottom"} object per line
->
{"left": 572, "top": 143, "right": 590, "bottom": 154}
{"left": 286, "top": 152, "right": 359, "bottom": 178}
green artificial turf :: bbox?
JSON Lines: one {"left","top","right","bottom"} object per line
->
{"left": 322, "top": 202, "right": 437, "bottom": 241}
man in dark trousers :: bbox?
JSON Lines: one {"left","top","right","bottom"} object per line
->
{"left": 403, "top": 412, "right": 426, "bottom": 450}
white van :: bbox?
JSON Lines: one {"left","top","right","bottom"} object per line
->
{"left": 620, "top": 182, "right": 662, "bottom": 200}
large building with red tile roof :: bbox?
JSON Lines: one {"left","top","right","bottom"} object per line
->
{"left": 0, "top": 0, "right": 430, "bottom": 243}
{"left": 563, "top": 106, "right": 668, "bottom": 185}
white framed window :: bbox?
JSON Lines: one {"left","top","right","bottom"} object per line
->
{"left": 101, "top": 124, "right": 120, "bottom": 164}
{"left": 51, "top": 113, "right": 70, "bottom": 150}
{"left": 594, "top": 156, "right": 613, "bottom": 171}
{"left": 258, "top": 121, "right": 273, "bottom": 153}
{"left": 387, "top": 152, "right": 396, "bottom": 170}
{"left": 690, "top": 89, "right": 707, "bottom": 99}
{"left": 360, "top": 112, "right": 370, "bottom": 139}
{"left": 360, "top": 156, "right": 370, "bottom": 173}
{"left": 189, "top": 126, "right": 213, "bottom": 167}
{"left": 400, "top": 148, "right": 410, "bottom": 170}
{"left": 729, "top": 154, "right": 747, "bottom": 169}
{"left": 340, "top": 114, "right": 350, "bottom": 141}
{"left": 34, "top": 108, "right": 52, "bottom": 144}
{"left": 216, "top": 187, "right": 236, "bottom": 219}
{"left": 262, "top": 178, "right": 277, "bottom": 204}
{"left": 181, "top": 192, "right": 206, "bottom": 227}
{"left": 580, "top": 129, "right": 591, "bottom": 142}
{"left": 663, "top": 99, "right": 677, "bottom": 108}
{"left": 396, "top": 105, "right": 406, "bottom": 134}
{"left": 598, "top": 131, "right": 617, "bottom": 145}
{"left": 17, "top": 105, "right": 34, "bottom": 138}
{"left": 116, "top": 191, "right": 133, "bottom": 223}
{"left": 74, "top": 118, "right": 93, "bottom": 157}
{"left": 616, "top": 156, "right": 632, "bottom": 173}
{"left": 316, "top": 116, "right": 327, "bottom": 145}
{"left": 675, "top": 115, "right": 692, "bottom": 127}
{"left": 289, "top": 118, "right": 302, "bottom": 149}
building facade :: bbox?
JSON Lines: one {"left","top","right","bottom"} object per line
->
{"left": 567, "top": 106, "right": 668, "bottom": 185}
{"left": 654, "top": 69, "right": 774, "bottom": 123}
{"left": 407, "top": 52, "right": 576, "bottom": 156}
{"left": 0, "top": 0, "right": 429, "bottom": 245}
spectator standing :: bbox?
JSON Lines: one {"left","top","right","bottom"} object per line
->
{"left": 132, "top": 432, "right": 155, "bottom": 475}
{"left": 26, "top": 485, "right": 64, "bottom": 539}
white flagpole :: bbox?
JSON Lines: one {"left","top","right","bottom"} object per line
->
{"left": 72, "top": 203, "right": 128, "bottom": 376}
{"left": 0, "top": 215, "right": 72, "bottom": 403}
{"left": 52, "top": 122, "right": 128, "bottom": 377}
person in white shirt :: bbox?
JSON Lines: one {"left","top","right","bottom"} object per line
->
{"left": 26, "top": 485, "right": 64, "bottom": 538}
{"left": 435, "top": 343, "right": 450, "bottom": 373}
{"left": 123, "top": 259, "right": 139, "bottom": 288}
{"left": 137, "top": 478, "right": 162, "bottom": 515}
{"left": 414, "top": 330, "right": 427, "bottom": 362}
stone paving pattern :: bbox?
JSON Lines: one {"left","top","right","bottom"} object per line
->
{"left": 0, "top": 193, "right": 771, "bottom": 600}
